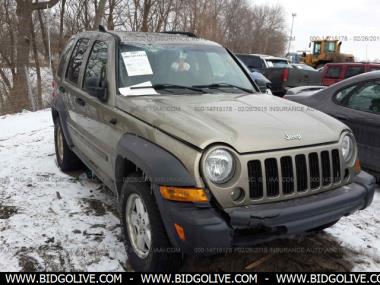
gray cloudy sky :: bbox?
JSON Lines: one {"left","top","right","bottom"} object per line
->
{"left": 250, "top": 0, "right": 380, "bottom": 61}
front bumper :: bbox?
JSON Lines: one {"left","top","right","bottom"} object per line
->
{"left": 154, "top": 171, "right": 376, "bottom": 254}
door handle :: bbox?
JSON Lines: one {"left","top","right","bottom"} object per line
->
{"left": 75, "top": 97, "right": 86, "bottom": 107}
{"left": 109, "top": 118, "right": 118, "bottom": 125}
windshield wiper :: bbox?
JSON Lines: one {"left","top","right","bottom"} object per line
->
{"left": 193, "top": 83, "right": 254, "bottom": 93}
{"left": 131, "top": 84, "right": 205, "bottom": 94}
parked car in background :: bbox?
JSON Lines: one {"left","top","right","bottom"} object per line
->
{"left": 286, "top": 71, "right": 380, "bottom": 177}
{"left": 322, "top": 63, "right": 380, "bottom": 86}
{"left": 236, "top": 53, "right": 321, "bottom": 96}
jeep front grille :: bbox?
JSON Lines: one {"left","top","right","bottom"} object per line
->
{"left": 248, "top": 148, "right": 342, "bottom": 200}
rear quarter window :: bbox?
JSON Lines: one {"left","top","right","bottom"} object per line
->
{"left": 325, "top": 66, "right": 341, "bottom": 79}
{"left": 344, "top": 66, "right": 364, "bottom": 78}
{"left": 57, "top": 38, "right": 75, "bottom": 78}
{"left": 65, "top": 38, "right": 90, "bottom": 85}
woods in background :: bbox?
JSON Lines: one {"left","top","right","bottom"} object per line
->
{"left": 0, "top": 0, "right": 288, "bottom": 115}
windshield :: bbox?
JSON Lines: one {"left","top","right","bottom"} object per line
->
{"left": 118, "top": 43, "right": 255, "bottom": 95}
{"left": 324, "top": 41, "right": 337, "bottom": 53}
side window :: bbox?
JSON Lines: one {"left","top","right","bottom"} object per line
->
{"left": 325, "top": 66, "right": 341, "bottom": 79}
{"left": 337, "top": 81, "right": 380, "bottom": 114}
{"left": 83, "top": 41, "right": 108, "bottom": 91}
{"left": 344, "top": 66, "right": 364, "bottom": 79}
{"left": 65, "top": 38, "right": 90, "bottom": 85}
{"left": 369, "top": 66, "right": 380, "bottom": 72}
{"left": 313, "top": 42, "right": 321, "bottom": 54}
{"left": 57, "top": 38, "right": 75, "bottom": 78}
{"left": 324, "top": 41, "right": 336, "bottom": 53}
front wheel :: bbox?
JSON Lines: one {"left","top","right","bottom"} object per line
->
{"left": 121, "top": 173, "right": 183, "bottom": 272}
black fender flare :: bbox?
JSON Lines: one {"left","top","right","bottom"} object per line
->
{"left": 115, "top": 134, "right": 196, "bottom": 194}
{"left": 52, "top": 95, "right": 74, "bottom": 147}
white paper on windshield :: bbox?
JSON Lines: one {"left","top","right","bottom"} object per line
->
{"left": 119, "top": 81, "right": 158, "bottom": 96}
{"left": 121, "top": 51, "right": 153, "bottom": 76}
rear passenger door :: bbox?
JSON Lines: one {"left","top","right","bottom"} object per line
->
{"left": 333, "top": 81, "right": 380, "bottom": 173}
{"left": 78, "top": 38, "right": 120, "bottom": 189}
{"left": 62, "top": 38, "right": 91, "bottom": 149}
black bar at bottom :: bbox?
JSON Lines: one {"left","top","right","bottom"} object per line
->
{"left": 0, "top": 272, "right": 380, "bottom": 285}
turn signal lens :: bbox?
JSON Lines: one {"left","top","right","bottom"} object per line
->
{"left": 160, "top": 186, "right": 208, "bottom": 203}
{"left": 354, "top": 159, "right": 361, "bottom": 174}
{"left": 174, "top": 224, "right": 186, "bottom": 241}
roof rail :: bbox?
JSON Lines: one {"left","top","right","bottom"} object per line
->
{"left": 161, "top": 31, "right": 197, "bottom": 38}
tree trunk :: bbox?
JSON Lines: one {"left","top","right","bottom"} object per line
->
{"left": 14, "top": 0, "right": 33, "bottom": 112}
{"left": 141, "top": 0, "right": 152, "bottom": 32}
{"left": 93, "top": 0, "right": 107, "bottom": 29}
{"left": 59, "top": 0, "right": 66, "bottom": 53}
{"left": 107, "top": 0, "right": 115, "bottom": 30}
{"left": 30, "top": 17, "right": 43, "bottom": 109}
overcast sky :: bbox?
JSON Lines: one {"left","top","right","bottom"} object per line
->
{"left": 250, "top": 0, "right": 380, "bottom": 61}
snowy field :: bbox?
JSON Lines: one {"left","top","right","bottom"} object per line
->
{"left": 0, "top": 109, "right": 379, "bottom": 272}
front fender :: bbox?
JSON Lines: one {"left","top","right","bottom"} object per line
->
{"left": 115, "top": 134, "right": 196, "bottom": 190}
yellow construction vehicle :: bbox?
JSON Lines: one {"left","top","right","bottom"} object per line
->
{"left": 302, "top": 40, "right": 354, "bottom": 68}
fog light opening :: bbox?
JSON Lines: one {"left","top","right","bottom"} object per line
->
{"left": 231, "top": 188, "right": 245, "bottom": 203}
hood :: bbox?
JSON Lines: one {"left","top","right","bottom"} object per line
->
{"left": 116, "top": 93, "right": 347, "bottom": 153}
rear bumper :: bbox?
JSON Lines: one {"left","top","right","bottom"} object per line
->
{"left": 154, "top": 171, "right": 376, "bottom": 254}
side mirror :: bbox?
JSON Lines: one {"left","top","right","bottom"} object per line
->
{"left": 309, "top": 42, "right": 311, "bottom": 48}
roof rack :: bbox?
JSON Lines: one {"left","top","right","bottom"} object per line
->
{"left": 161, "top": 31, "right": 197, "bottom": 38}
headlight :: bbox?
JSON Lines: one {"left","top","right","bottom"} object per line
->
{"left": 204, "top": 149, "right": 235, "bottom": 184}
{"left": 342, "top": 134, "right": 354, "bottom": 163}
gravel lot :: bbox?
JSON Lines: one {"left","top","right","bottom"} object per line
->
{"left": 0, "top": 109, "right": 379, "bottom": 271}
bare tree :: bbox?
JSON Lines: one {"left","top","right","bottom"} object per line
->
{"left": 9, "top": 0, "right": 60, "bottom": 113}
{"left": 93, "top": 0, "right": 107, "bottom": 29}
{"left": 0, "top": 0, "right": 288, "bottom": 115}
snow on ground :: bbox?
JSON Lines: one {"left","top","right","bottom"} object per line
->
{"left": 0, "top": 110, "right": 127, "bottom": 271}
{"left": 0, "top": 109, "right": 379, "bottom": 272}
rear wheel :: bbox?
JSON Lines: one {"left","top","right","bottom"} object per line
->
{"left": 121, "top": 173, "right": 183, "bottom": 272}
{"left": 54, "top": 120, "right": 81, "bottom": 172}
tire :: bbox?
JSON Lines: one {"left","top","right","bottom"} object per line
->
{"left": 121, "top": 173, "right": 183, "bottom": 272}
{"left": 54, "top": 119, "right": 81, "bottom": 172}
